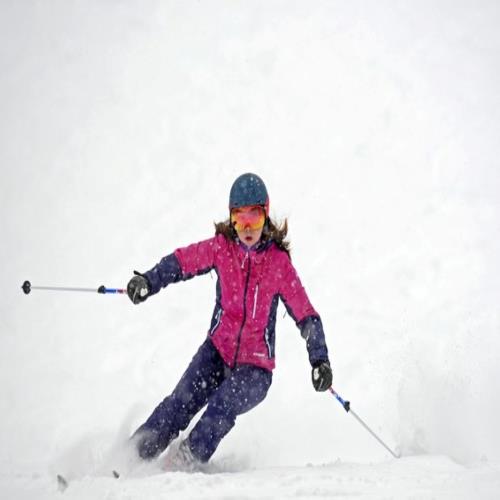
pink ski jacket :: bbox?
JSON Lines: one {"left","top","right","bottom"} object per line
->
{"left": 144, "top": 234, "right": 329, "bottom": 372}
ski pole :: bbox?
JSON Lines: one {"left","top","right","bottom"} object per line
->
{"left": 21, "top": 280, "right": 126, "bottom": 295}
{"left": 329, "top": 387, "right": 400, "bottom": 459}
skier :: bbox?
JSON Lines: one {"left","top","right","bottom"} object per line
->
{"left": 127, "top": 173, "right": 332, "bottom": 469}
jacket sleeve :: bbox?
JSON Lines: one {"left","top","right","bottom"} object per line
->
{"left": 279, "top": 256, "right": 330, "bottom": 367}
{"left": 143, "top": 236, "right": 220, "bottom": 296}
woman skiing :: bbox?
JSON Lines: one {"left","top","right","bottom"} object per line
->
{"left": 126, "top": 173, "right": 332, "bottom": 468}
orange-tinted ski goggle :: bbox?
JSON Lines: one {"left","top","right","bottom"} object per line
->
{"left": 230, "top": 205, "right": 266, "bottom": 232}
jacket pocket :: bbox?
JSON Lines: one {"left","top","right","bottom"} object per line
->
{"left": 209, "top": 306, "right": 223, "bottom": 336}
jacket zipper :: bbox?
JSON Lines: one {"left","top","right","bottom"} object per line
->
{"left": 233, "top": 253, "right": 251, "bottom": 367}
{"left": 210, "top": 307, "right": 223, "bottom": 336}
{"left": 241, "top": 251, "right": 248, "bottom": 269}
{"left": 264, "top": 327, "right": 272, "bottom": 358}
{"left": 252, "top": 283, "right": 259, "bottom": 319}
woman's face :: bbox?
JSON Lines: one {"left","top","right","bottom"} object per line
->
{"left": 236, "top": 225, "right": 263, "bottom": 248}
{"left": 231, "top": 205, "right": 266, "bottom": 248}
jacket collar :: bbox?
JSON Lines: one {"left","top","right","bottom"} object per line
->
{"left": 236, "top": 237, "right": 273, "bottom": 254}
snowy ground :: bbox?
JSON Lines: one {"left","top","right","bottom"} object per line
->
{"left": 1, "top": 1, "right": 500, "bottom": 499}
{"left": 2, "top": 457, "right": 500, "bottom": 500}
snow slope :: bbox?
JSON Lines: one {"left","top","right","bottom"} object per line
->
{"left": 1, "top": 1, "right": 499, "bottom": 498}
{"left": 3, "top": 457, "right": 500, "bottom": 500}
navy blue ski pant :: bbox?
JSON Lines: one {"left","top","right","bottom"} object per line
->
{"left": 132, "top": 338, "right": 272, "bottom": 462}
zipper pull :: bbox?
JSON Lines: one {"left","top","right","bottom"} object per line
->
{"left": 241, "top": 251, "right": 249, "bottom": 269}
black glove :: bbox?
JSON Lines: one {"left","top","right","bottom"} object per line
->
{"left": 311, "top": 361, "right": 332, "bottom": 392}
{"left": 127, "top": 271, "right": 151, "bottom": 304}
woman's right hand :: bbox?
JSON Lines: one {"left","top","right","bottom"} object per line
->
{"left": 127, "top": 271, "right": 151, "bottom": 304}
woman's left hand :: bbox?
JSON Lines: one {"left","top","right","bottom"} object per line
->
{"left": 311, "top": 361, "right": 332, "bottom": 392}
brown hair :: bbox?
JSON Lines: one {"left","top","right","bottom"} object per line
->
{"left": 214, "top": 217, "right": 291, "bottom": 255}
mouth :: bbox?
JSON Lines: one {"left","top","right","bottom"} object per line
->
{"left": 244, "top": 236, "right": 253, "bottom": 243}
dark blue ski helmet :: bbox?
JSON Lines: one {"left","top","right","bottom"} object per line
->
{"left": 229, "top": 173, "right": 269, "bottom": 214}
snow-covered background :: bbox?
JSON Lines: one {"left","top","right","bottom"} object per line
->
{"left": 1, "top": 1, "right": 499, "bottom": 498}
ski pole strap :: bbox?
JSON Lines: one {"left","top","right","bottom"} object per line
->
{"left": 329, "top": 387, "right": 350, "bottom": 412}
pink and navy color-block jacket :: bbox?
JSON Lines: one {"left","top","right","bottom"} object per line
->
{"left": 143, "top": 233, "right": 329, "bottom": 372}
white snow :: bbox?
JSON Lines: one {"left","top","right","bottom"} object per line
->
{"left": 1, "top": 1, "right": 500, "bottom": 498}
{"left": 4, "top": 457, "right": 500, "bottom": 500}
